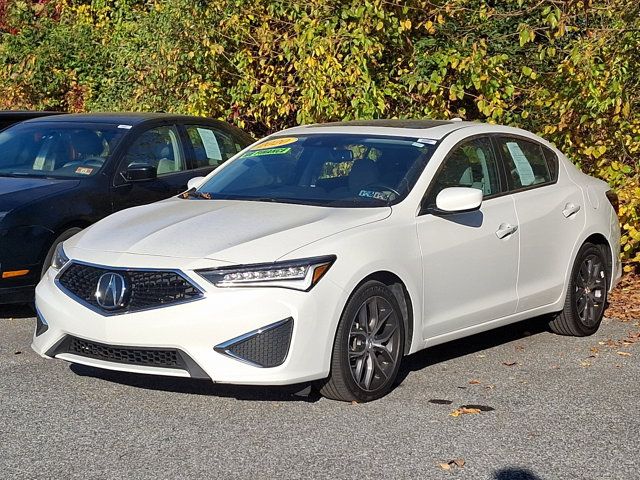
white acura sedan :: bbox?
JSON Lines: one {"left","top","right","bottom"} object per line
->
{"left": 32, "top": 120, "right": 621, "bottom": 402}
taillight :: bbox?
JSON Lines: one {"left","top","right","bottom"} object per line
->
{"left": 606, "top": 190, "right": 619, "bottom": 214}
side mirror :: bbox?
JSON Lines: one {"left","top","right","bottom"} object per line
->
{"left": 124, "top": 163, "right": 157, "bottom": 182}
{"left": 434, "top": 187, "right": 483, "bottom": 214}
{"left": 187, "top": 176, "right": 206, "bottom": 190}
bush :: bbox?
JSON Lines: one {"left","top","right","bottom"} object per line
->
{"left": 0, "top": 0, "right": 638, "bottom": 269}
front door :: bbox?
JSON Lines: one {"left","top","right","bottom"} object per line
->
{"left": 416, "top": 136, "right": 519, "bottom": 340}
{"left": 111, "top": 125, "right": 193, "bottom": 212}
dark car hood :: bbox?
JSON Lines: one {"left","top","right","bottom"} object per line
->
{"left": 0, "top": 176, "right": 80, "bottom": 213}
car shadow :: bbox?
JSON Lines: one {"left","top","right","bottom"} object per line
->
{"left": 69, "top": 363, "right": 322, "bottom": 402}
{"left": 396, "top": 315, "right": 550, "bottom": 384}
{"left": 493, "top": 468, "right": 544, "bottom": 480}
{"left": 69, "top": 315, "right": 550, "bottom": 402}
{"left": 0, "top": 304, "right": 35, "bottom": 319}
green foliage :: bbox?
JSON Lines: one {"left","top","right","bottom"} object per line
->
{"left": 0, "top": 0, "right": 639, "bottom": 269}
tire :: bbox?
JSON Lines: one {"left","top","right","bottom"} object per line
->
{"left": 319, "top": 281, "right": 405, "bottom": 402}
{"left": 549, "top": 242, "right": 608, "bottom": 336}
{"left": 40, "top": 228, "right": 83, "bottom": 278}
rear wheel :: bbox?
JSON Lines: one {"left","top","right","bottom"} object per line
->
{"left": 319, "top": 281, "right": 405, "bottom": 402}
{"left": 549, "top": 242, "right": 608, "bottom": 336}
{"left": 41, "top": 228, "right": 82, "bottom": 278}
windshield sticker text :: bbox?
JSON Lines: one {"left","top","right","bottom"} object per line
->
{"left": 75, "top": 167, "right": 94, "bottom": 175}
{"left": 242, "top": 147, "right": 291, "bottom": 158}
{"left": 251, "top": 137, "right": 298, "bottom": 150}
{"left": 358, "top": 190, "right": 392, "bottom": 201}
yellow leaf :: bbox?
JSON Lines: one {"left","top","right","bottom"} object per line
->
{"left": 450, "top": 407, "right": 481, "bottom": 417}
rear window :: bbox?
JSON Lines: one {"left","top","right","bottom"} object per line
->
{"left": 496, "top": 137, "right": 557, "bottom": 190}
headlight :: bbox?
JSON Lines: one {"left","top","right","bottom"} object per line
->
{"left": 50, "top": 243, "right": 70, "bottom": 271}
{"left": 196, "top": 255, "right": 336, "bottom": 291}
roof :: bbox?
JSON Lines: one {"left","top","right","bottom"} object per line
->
{"left": 280, "top": 118, "right": 475, "bottom": 140}
{"left": 19, "top": 112, "right": 220, "bottom": 126}
{"left": 0, "top": 111, "right": 63, "bottom": 120}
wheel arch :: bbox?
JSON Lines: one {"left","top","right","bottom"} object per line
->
{"left": 562, "top": 230, "right": 616, "bottom": 307}
{"left": 583, "top": 232, "right": 613, "bottom": 285}
{"left": 351, "top": 271, "right": 415, "bottom": 355}
{"left": 38, "top": 220, "right": 90, "bottom": 265}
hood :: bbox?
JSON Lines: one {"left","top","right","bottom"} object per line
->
{"left": 0, "top": 176, "right": 80, "bottom": 213}
{"left": 69, "top": 197, "right": 391, "bottom": 263}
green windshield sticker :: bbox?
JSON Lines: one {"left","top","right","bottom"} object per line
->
{"left": 242, "top": 147, "right": 291, "bottom": 158}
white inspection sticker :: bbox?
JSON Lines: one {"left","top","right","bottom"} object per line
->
{"left": 505, "top": 141, "right": 535, "bottom": 186}
{"left": 418, "top": 138, "right": 437, "bottom": 145}
{"left": 117, "top": 124, "right": 133, "bottom": 129}
{"left": 197, "top": 128, "right": 222, "bottom": 160}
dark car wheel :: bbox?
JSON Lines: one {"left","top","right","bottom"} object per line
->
{"left": 41, "top": 228, "right": 82, "bottom": 278}
{"left": 549, "top": 242, "right": 608, "bottom": 336}
{"left": 319, "top": 281, "right": 405, "bottom": 402}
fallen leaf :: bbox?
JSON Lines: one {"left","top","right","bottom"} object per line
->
{"left": 590, "top": 347, "right": 599, "bottom": 354}
{"left": 351, "top": 400, "right": 359, "bottom": 405}
{"left": 617, "top": 351, "right": 632, "bottom": 357}
{"left": 502, "top": 361, "right": 518, "bottom": 367}
{"left": 450, "top": 407, "right": 482, "bottom": 417}
{"left": 580, "top": 361, "right": 591, "bottom": 367}
{"left": 438, "top": 458, "right": 465, "bottom": 470}
{"left": 469, "top": 379, "right": 481, "bottom": 385}
{"left": 515, "top": 345, "right": 525, "bottom": 351}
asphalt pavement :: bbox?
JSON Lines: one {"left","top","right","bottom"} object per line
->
{"left": 1, "top": 305, "right": 639, "bottom": 479}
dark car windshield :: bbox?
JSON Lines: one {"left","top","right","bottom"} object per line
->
{"left": 0, "top": 122, "right": 126, "bottom": 179}
{"left": 194, "top": 134, "right": 436, "bottom": 207}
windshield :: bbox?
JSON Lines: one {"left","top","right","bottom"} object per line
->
{"left": 0, "top": 122, "right": 126, "bottom": 179}
{"left": 193, "top": 134, "right": 436, "bottom": 207}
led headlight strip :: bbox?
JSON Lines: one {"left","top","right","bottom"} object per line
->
{"left": 51, "top": 243, "right": 70, "bottom": 271}
{"left": 196, "top": 255, "right": 336, "bottom": 291}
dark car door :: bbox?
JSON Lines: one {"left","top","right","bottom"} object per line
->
{"left": 111, "top": 123, "right": 195, "bottom": 211}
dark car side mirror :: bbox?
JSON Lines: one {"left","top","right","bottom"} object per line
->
{"left": 124, "top": 163, "right": 157, "bottom": 182}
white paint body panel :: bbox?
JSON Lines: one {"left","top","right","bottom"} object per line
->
{"left": 32, "top": 122, "right": 620, "bottom": 385}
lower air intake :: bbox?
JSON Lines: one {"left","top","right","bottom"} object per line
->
{"left": 215, "top": 318, "right": 293, "bottom": 368}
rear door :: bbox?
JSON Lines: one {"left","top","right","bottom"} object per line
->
{"left": 181, "top": 123, "right": 246, "bottom": 178}
{"left": 495, "top": 135, "right": 585, "bottom": 312}
{"left": 417, "top": 136, "right": 519, "bottom": 339}
{"left": 111, "top": 124, "right": 193, "bottom": 211}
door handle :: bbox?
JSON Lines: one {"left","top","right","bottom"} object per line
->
{"left": 562, "top": 203, "right": 581, "bottom": 218}
{"left": 496, "top": 223, "right": 518, "bottom": 239}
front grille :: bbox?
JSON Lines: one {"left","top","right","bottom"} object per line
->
{"left": 57, "top": 263, "right": 202, "bottom": 314}
{"left": 215, "top": 318, "right": 293, "bottom": 368}
{"left": 46, "top": 335, "right": 211, "bottom": 379}
{"left": 68, "top": 336, "right": 183, "bottom": 369}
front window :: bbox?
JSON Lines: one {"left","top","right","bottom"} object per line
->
{"left": 193, "top": 134, "right": 436, "bottom": 207}
{"left": 0, "top": 122, "right": 126, "bottom": 179}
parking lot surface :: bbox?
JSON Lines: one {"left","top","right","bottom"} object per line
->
{"left": 1, "top": 306, "right": 639, "bottom": 479}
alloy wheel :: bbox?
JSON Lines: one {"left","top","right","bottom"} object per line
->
{"left": 347, "top": 296, "right": 401, "bottom": 392}
{"left": 574, "top": 254, "right": 607, "bottom": 327}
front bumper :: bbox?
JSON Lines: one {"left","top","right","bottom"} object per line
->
{"left": 32, "top": 266, "right": 346, "bottom": 385}
{"left": 0, "top": 285, "right": 35, "bottom": 304}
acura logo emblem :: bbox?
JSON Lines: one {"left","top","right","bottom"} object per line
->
{"left": 95, "top": 272, "right": 129, "bottom": 310}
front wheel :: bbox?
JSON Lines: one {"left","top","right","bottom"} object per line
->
{"left": 549, "top": 242, "right": 608, "bottom": 336}
{"left": 319, "top": 281, "right": 405, "bottom": 402}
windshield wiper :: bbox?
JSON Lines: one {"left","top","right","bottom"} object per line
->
{"left": 179, "top": 188, "right": 212, "bottom": 200}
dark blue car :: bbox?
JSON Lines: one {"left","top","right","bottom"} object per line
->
{"left": 0, "top": 113, "right": 253, "bottom": 304}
